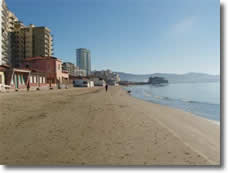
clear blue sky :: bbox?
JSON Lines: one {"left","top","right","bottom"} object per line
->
{"left": 6, "top": 0, "right": 220, "bottom": 75}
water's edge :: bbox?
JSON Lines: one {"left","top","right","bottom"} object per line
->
{"left": 122, "top": 85, "right": 220, "bottom": 125}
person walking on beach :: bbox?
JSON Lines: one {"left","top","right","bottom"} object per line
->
{"left": 27, "top": 81, "right": 30, "bottom": 92}
{"left": 105, "top": 84, "right": 108, "bottom": 92}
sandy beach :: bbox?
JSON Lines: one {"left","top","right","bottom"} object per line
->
{"left": 0, "top": 87, "right": 220, "bottom": 165}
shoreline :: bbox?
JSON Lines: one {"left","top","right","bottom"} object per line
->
{"left": 120, "top": 87, "right": 220, "bottom": 164}
{"left": 0, "top": 86, "right": 220, "bottom": 165}
{"left": 129, "top": 93, "right": 220, "bottom": 126}
{"left": 122, "top": 86, "right": 220, "bottom": 124}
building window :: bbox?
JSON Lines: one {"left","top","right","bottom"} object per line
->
{"left": 58, "top": 64, "right": 60, "bottom": 70}
{"left": 0, "top": 75, "right": 2, "bottom": 84}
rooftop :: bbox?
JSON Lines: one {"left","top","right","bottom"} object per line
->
{"left": 24, "top": 56, "right": 62, "bottom": 62}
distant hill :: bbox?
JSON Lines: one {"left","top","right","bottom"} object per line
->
{"left": 116, "top": 72, "right": 220, "bottom": 83}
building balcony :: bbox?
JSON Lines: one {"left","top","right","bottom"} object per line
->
{"left": 2, "top": 32, "right": 8, "bottom": 39}
{"left": 44, "top": 32, "right": 50, "bottom": 39}
{"left": 45, "top": 29, "right": 50, "bottom": 33}
{"left": 2, "top": 9, "right": 8, "bottom": 17}
{"left": 45, "top": 32, "right": 50, "bottom": 37}
{"left": 9, "top": 26, "right": 14, "bottom": 30}
{"left": 2, "top": 39, "right": 8, "bottom": 46}
{"left": 2, "top": 51, "right": 9, "bottom": 56}
{"left": 44, "top": 43, "right": 50, "bottom": 48}
{"left": 44, "top": 37, "right": 50, "bottom": 42}
{"left": 2, "top": 41, "right": 8, "bottom": 48}
{"left": 44, "top": 40, "right": 49, "bottom": 45}
{"left": 2, "top": 15, "right": 7, "bottom": 23}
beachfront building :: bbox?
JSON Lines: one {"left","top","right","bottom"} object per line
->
{"left": 9, "top": 21, "right": 26, "bottom": 67}
{"left": 22, "top": 56, "right": 69, "bottom": 85}
{"left": 62, "top": 62, "right": 87, "bottom": 77}
{"left": 92, "top": 70, "right": 120, "bottom": 85}
{"left": 0, "top": 64, "right": 49, "bottom": 91}
{"left": 0, "top": 0, "right": 10, "bottom": 66}
{"left": 0, "top": 65, "right": 7, "bottom": 91}
{"left": 3, "top": 68, "right": 48, "bottom": 90}
{"left": 0, "top": 70, "right": 5, "bottom": 86}
{"left": 5, "top": 68, "right": 30, "bottom": 90}
{"left": 75, "top": 69, "right": 87, "bottom": 77}
{"left": 7, "top": 11, "right": 20, "bottom": 66}
{"left": 10, "top": 24, "right": 54, "bottom": 67}
{"left": 76, "top": 48, "right": 91, "bottom": 76}
{"left": 0, "top": 0, "right": 23, "bottom": 66}
{"left": 29, "top": 69, "right": 48, "bottom": 89}
{"left": 62, "top": 62, "right": 77, "bottom": 76}
{"left": 0, "top": 0, "right": 54, "bottom": 67}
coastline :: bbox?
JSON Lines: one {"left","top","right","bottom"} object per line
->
{"left": 120, "top": 86, "right": 220, "bottom": 164}
{"left": 0, "top": 87, "right": 220, "bottom": 165}
{"left": 125, "top": 89, "right": 220, "bottom": 126}
{"left": 122, "top": 84, "right": 220, "bottom": 123}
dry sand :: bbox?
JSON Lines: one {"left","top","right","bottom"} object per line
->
{"left": 0, "top": 87, "right": 220, "bottom": 165}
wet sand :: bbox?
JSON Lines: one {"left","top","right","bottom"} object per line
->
{"left": 0, "top": 87, "right": 220, "bottom": 165}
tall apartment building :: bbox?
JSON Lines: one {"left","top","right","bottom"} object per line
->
{"left": 11, "top": 24, "right": 54, "bottom": 67}
{"left": 32, "top": 26, "right": 54, "bottom": 57}
{"left": 0, "top": 0, "right": 54, "bottom": 67}
{"left": 7, "top": 10, "right": 19, "bottom": 65}
{"left": 0, "top": 0, "right": 9, "bottom": 66}
{"left": 76, "top": 48, "right": 91, "bottom": 76}
{"left": 9, "top": 21, "right": 25, "bottom": 67}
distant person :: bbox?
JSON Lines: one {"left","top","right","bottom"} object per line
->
{"left": 105, "top": 84, "right": 108, "bottom": 92}
{"left": 27, "top": 81, "right": 30, "bottom": 92}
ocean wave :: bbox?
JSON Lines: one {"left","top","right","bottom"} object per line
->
{"left": 151, "top": 95, "right": 218, "bottom": 105}
{"left": 142, "top": 90, "right": 153, "bottom": 97}
{"left": 154, "top": 96, "right": 170, "bottom": 100}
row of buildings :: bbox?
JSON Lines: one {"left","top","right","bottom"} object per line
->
{"left": 92, "top": 70, "right": 120, "bottom": 85}
{"left": 0, "top": 0, "right": 70, "bottom": 91}
{"left": 0, "top": 56, "right": 70, "bottom": 91}
{"left": 0, "top": 0, "right": 120, "bottom": 91}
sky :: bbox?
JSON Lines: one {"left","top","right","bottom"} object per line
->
{"left": 6, "top": 0, "right": 220, "bottom": 75}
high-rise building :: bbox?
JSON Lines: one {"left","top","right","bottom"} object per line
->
{"left": 0, "top": 0, "right": 10, "bottom": 66}
{"left": 76, "top": 48, "right": 91, "bottom": 76}
{"left": 0, "top": 0, "right": 54, "bottom": 67}
{"left": 0, "top": 0, "right": 21, "bottom": 66}
{"left": 11, "top": 24, "right": 54, "bottom": 67}
{"left": 32, "top": 26, "right": 54, "bottom": 57}
{"left": 9, "top": 21, "right": 25, "bottom": 67}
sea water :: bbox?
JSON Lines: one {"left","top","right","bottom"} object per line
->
{"left": 125, "top": 82, "right": 220, "bottom": 122}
